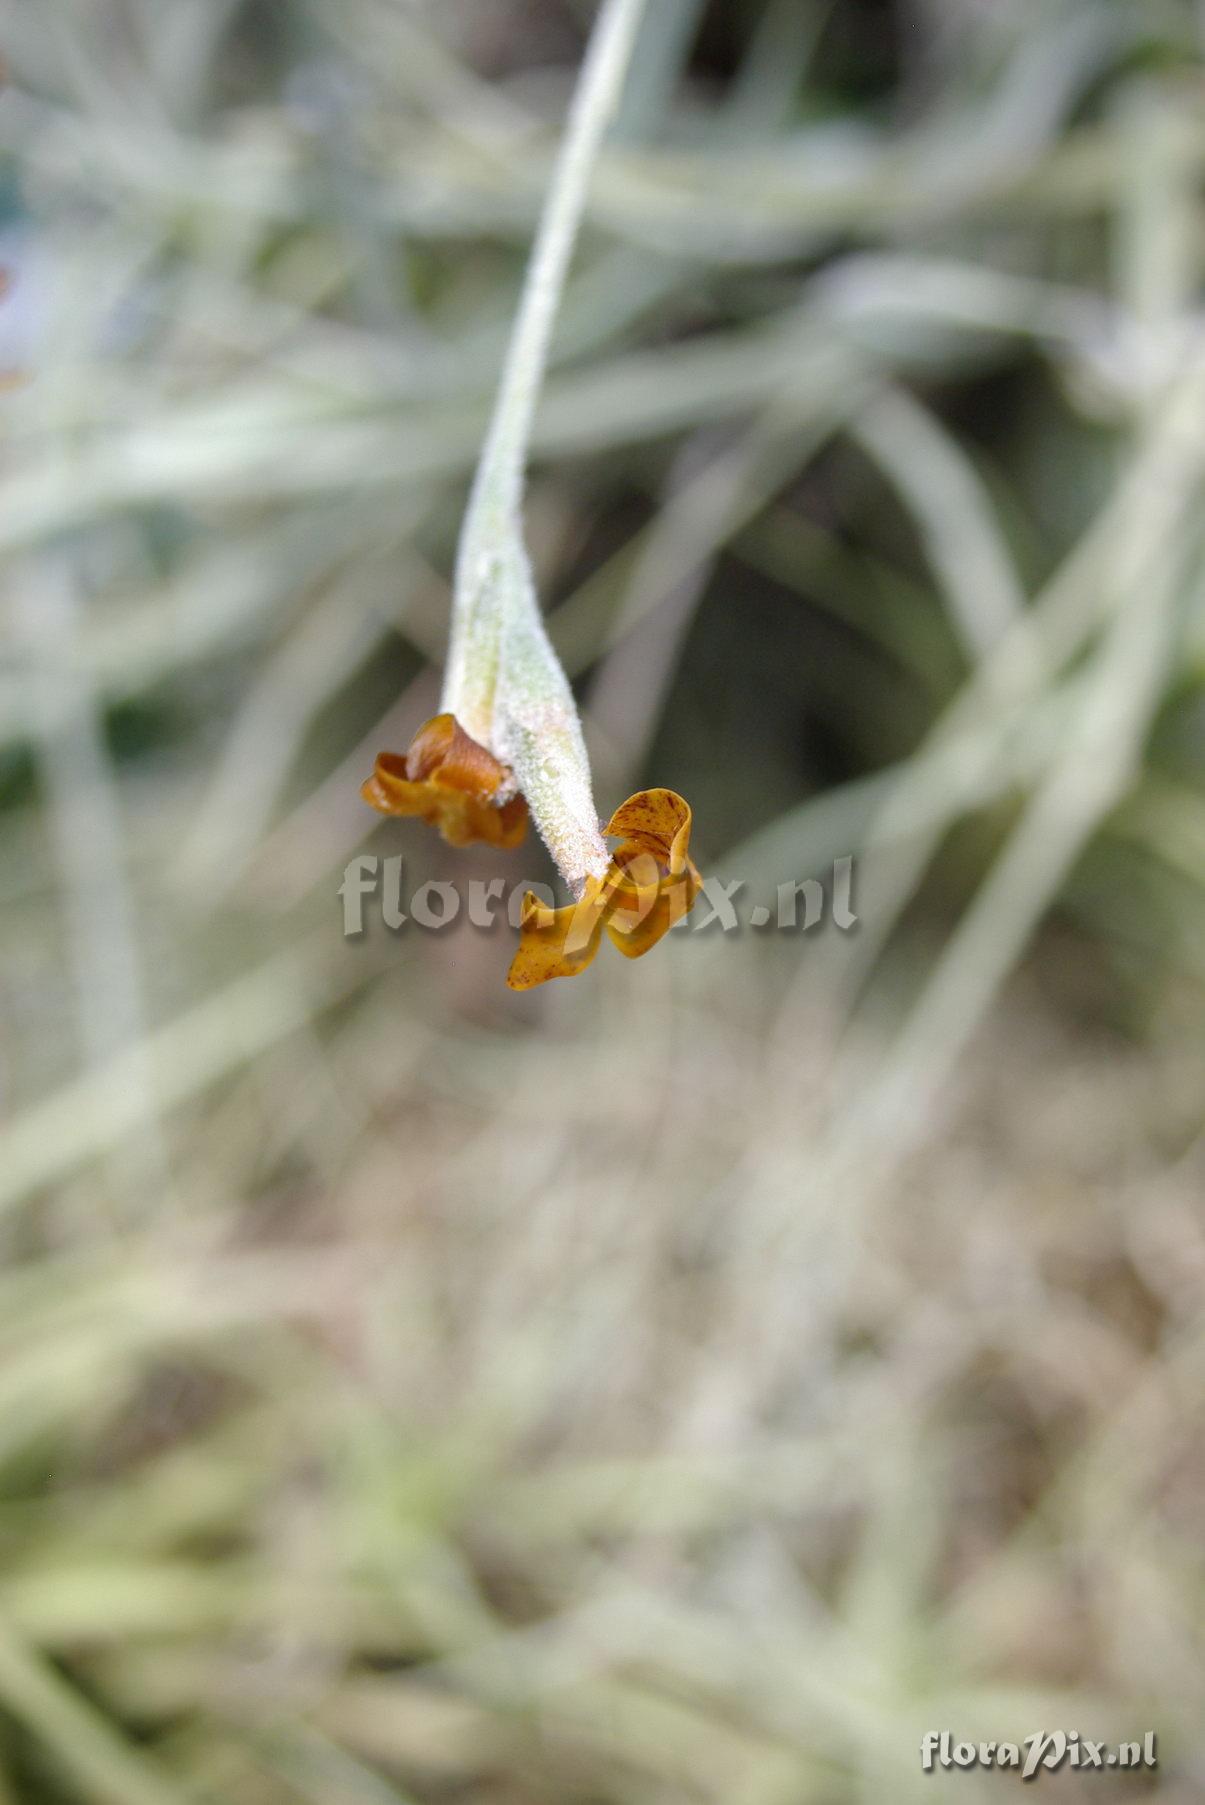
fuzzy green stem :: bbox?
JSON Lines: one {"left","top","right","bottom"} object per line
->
{"left": 441, "top": 0, "right": 648, "bottom": 835}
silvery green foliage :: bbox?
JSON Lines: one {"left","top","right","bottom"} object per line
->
{"left": 438, "top": 0, "right": 648, "bottom": 895}
{"left": 495, "top": 587, "right": 611, "bottom": 894}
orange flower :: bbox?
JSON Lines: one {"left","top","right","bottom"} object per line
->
{"left": 507, "top": 788, "right": 702, "bottom": 989}
{"left": 362, "top": 713, "right": 527, "bottom": 850}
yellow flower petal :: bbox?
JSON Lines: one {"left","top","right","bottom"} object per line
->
{"left": 601, "top": 788, "right": 694, "bottom": 875}
{"left": 505, "top": 885, "right": 609, "bottom": 989}
{"left": 507, "top": 788, "right": 701, "bottom": 988}
{"left": 605, "top": 866, "right": 700, "bottom": 959}
{"left": 362, "top": 713, "right": 527, "bottom": 850}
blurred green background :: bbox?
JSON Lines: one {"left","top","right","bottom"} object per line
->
{"left": 1, "top": 0, "right": 1204, "bottom": 1799}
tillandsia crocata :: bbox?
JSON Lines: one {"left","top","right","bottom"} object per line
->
{"left": 362, "top": 0, "right": 702, "bottom": 988}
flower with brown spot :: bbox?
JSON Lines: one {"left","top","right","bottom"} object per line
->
{"left": 362, "top": 713, "right": 527, "bottom": 850}
{"left": 507, "top": 788, "right": 701, "bottom": 989}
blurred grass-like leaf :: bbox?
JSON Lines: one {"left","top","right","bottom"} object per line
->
{"left": 0, "top": 2, "right": 1203, "bottom": 1801}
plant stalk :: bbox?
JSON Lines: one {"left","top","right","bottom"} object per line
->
{"left": 441, "top": 0, "right": 649, "bottom": 879}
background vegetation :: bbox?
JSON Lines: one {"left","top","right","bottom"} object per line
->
{"left": 0, "top": 0, "right": 1203, "bottom": 1798}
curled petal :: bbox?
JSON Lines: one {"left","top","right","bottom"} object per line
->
{"left": 362, "top": 713, "right": 527, "bottom": 849}
{"left": 508, "top": 788, "right": 702, "bottom": 987}
{"left": 506, "top": 884, "right": 609, "bottom": 989}
{"left": 605, "top": 846, "right": 701, "bottom": 960}
{"left": 403, "top": 714, "right": 507, "bottom": 794}
{"left": 602, "top": 788, "right": 693, "bottom": 876}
